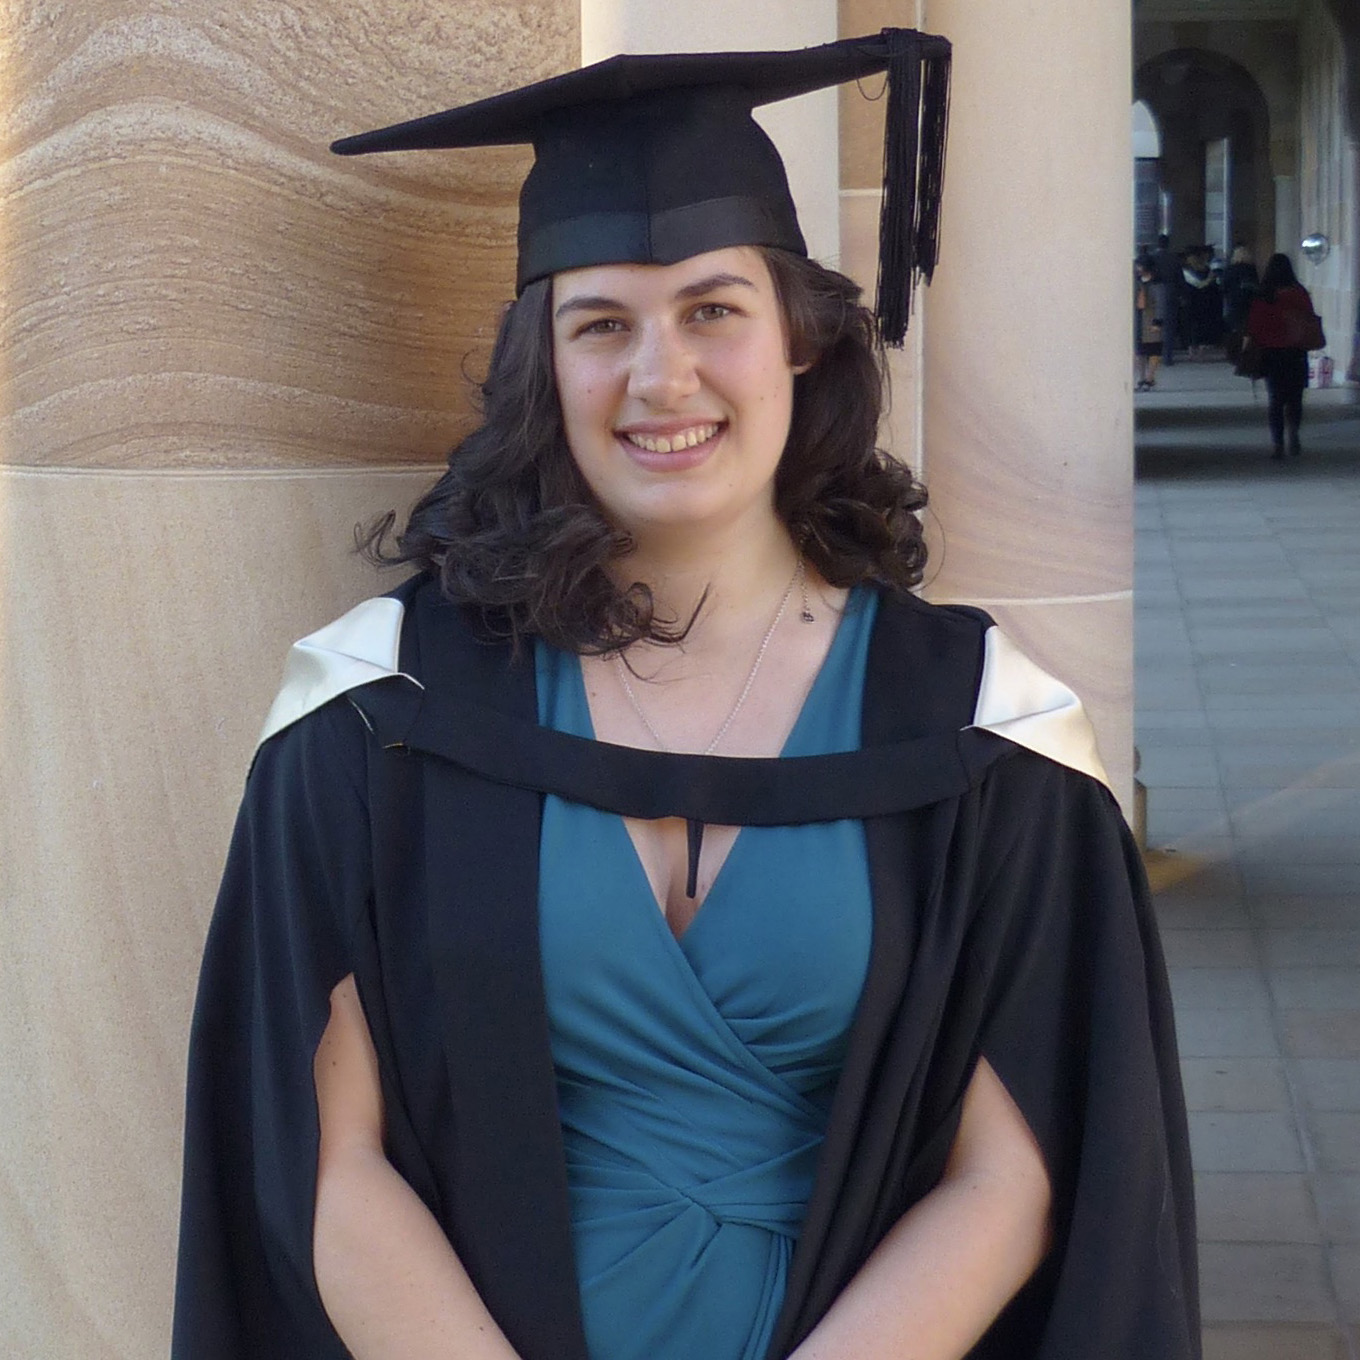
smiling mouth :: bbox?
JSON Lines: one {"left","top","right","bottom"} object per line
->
{"left": 619, "top": 423, "right": 722, "bottom": 454}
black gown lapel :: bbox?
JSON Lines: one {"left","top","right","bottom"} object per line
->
{"left": 765, "top": 592, "right": 993, "bottom": 1357}
{"left": 403, "top": 586, "right": 590, "bottom": 1360}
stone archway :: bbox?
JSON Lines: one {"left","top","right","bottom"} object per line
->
{"left": 1323, "top": 0, "right": 1360, "bottom": 139}
{"left": 1132, "top": 99, "right": 1164, "bottom": 246}
{"left": 1135, "top": 47, "right": 1274, "bottom": 264}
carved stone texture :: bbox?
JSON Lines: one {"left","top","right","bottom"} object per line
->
{"left": 0, "top": 1, "right": 579, "bottom": 469}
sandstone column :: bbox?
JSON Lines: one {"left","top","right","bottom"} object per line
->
{"left": 914, "top": 0, "right": 1136, "bottom": 808}
{"left": 0, "top": 4, "right": 577, "bottom": 1354}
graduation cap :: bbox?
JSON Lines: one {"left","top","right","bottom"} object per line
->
{"left": 332, "top": 28, "right": 950, "bottom": 345}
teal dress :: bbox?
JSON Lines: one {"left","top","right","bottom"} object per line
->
{"left": 535, "top": 590, "right": 878, "bottom": 1360}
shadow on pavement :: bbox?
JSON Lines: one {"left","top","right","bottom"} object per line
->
{"left": 1135, "top": 362, "right": 1360, "bottom": 480}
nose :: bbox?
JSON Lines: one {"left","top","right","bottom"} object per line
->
{"left": 626, "top": 320, "right": 701, "bottom": 407}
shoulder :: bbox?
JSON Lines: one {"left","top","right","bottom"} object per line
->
{"left": 864, "top": 591, "right": 993, "bottom": 734}
{"left": 256, "top": 573, "right": 439, "bottom": 752}
{"left": 868, "top": 589, "right": 1110, "bottom": 790}
{"left": 248, "top": 688, "right": 373, "bottom": 817}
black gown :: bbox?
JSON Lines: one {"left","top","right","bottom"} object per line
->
{"left": 172, "top": 573, "right": 1199, "bottom": 1360}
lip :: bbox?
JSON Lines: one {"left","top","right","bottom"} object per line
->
{"left": 615, "top": 421, "right": 725, "bottom": 471}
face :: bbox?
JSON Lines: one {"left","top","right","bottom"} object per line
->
{"left": 550, "top": 246, "right": 803, "bottom": 542}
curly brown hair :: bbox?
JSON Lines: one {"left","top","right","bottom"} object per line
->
{"left": 360, "top": 248, "right": 928, "bottom": 654}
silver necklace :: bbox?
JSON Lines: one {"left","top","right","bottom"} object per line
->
{"left": 616, "top": 557, "right": 811, "bottom": 755}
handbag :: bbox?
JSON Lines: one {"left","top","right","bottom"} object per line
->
{"left": 1232, "top": 333, "right": 1266, "bottom": 381}
{"left": 1281, "top": 305, "right": 1326, "bottom": 351}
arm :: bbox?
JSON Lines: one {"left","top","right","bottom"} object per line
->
{"left": 789, "top": 1056, "right": 1051, "bottom": 1360}
{"left": 312, "top": 974, "right": 524, "bottom": 1360}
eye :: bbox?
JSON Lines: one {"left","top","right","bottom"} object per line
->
{"left": 690, "top": 302, "right": 734, "bottom": 323}
{"left": 575, "top": 316, "right": 625, "bottom": 337}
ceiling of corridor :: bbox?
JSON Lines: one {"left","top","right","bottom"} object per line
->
{"left": 1135, "top": 0, "right": 1299, "bottom": 18}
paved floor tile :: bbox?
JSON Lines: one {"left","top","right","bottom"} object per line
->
{"left": 1332, "top": 1247, "right": 1360, "bottom": 1321}
{"left": 1188, "top": 624, "right": 1341, "bottom": 650}
{"left": 1181, "top": 1058, "right": 1290, "bottom": 1111}
{"left": 1203, "top": 681, "right": 1360, "bottom": 706}
{"left": 1179, "top": 578, "right": 1313, "bottom": 603}
{"left": 1194, "top": 1172, "right": 1319, "bottom": 1241}
{"left": 1252, "top": 900, "right": 1360, "bottom": 930}
{"left": 1262, "top": 932, "right": 1360, "bottom": 968}
{"left": 1223, "top": 761, "right": 1360, "bottom": 791}
{"left": 1237, "top": 838, "right": 1360, "bottom": 867}
{"left": 1314, "top": 1175, "right": 1360, "bottom": 1241}
{"left": 1208, "top": 709, "right": 1360, "bottom": 732}
{"left": 1281, "top": 1012, "right": 1360, "bottom": 1059}
{"left": 1271, "top": 971, "right": 1360, "bottom": 1010}
{"left": 1142, "top": 680, "right": 1209, "bottom": 706}
{"left": 1229, "top": 790, "right": 1360, "bottom": 839}
{"left": 1178, "top": 1008, "right": 1282, "bottom": 1057}
{"left": 1245, "top": 865, "right": 1360, "bottom": 896}
{"left": 1171, "top": 967, "right": 1273, "bottom": 1010}
{"left": 1146, "top": 835, "right": 1237, "bottom": 865}
{"left": 1195, "top": 655, "right": 1356, "bottom": 678}
{"left": 1136, "top": 587, "right": 1184, "bottom": 611}
{"left": 1200, "top": 1324, "right": 1348, "bottom": 1360}
{"left": 1147, "top": 813, "right": 1235, "bottom": 847}
{"left": 1142, "top": 783, "right": 1227, "bottom": 808}
{"left": 1217, "top": 736, "right": 1360, "bottom": 761}
{"left": 1162, "top": 929, "right": 1259, "bottom": 968}
{"left": 1295, "top": 1061, "right": 1360, "bottom": 1112}
{"left": 1146, "top": 804, "right": 1229, "bottom": 847}
{"left": 1206, "top": 692, "right": 1360, "bottom": 715}
{"left": 1189, "top": 1112, "right": 1305, "bottom": 1171}
{"left": 1136, "top": 713, "right": 1216, "bottom": 738}
{"left": 1151, "top": 857, "right": 1246, "bottom": 897}
{"left": 1140, "top": 746, "right": 1227, "bottom": 786}
{"left": 1198, "top": 1243, "right": 1333, "bottom": 1321}
{"left": 1311, "top": 1115, "right": 1360, "bottom": 1172}
{"left": 1184, "top": 600, "right": 1328, "bottom": 624}
{"left": 1156, "top": 897, "right": 1254, "bottom": 930}
{"left": 1139, "top": 730, "right": 1217, "bottom": 756}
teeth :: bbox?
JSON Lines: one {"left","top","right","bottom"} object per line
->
{"left": 624, "top": 424, "right": 719, "bottom": 453}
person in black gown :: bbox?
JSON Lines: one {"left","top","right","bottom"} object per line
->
{"left": 173, "top": 30, "right": 1200, "bottom": 1360}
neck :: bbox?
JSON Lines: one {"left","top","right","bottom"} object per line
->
{"left": 611, "top": 518, "right": 801, "bottom": 647}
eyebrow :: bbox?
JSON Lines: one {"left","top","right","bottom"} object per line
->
{"left": 553, "top": 271, "right": 757, "bottom": 319}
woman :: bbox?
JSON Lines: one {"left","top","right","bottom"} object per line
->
{"left": 1134, "top": 255, "right": 1163, "bottom": 390}
{"left": 174, "top": 32, "right": 1198, "bottom": 1360}
{"left": 1248, "top": 252, "right": 1324, "bottom": 458}
{"left": 1221, "top": 244, "right": 1259, "bottom": 335}
{"left": 1181, "top": 246, "right": 1222, "bottom": 356}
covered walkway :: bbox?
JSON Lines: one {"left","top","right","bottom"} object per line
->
{"left": 1136, "top": 361, "right": 1360, "bottom": 1358}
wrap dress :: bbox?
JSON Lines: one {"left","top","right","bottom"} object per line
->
{"left": 535, "top": 592, "right": 877, "bottom": 1360}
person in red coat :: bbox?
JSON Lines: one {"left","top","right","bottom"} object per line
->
{"left": 1247, "top": 253, "right": 1325, "bottom": 458}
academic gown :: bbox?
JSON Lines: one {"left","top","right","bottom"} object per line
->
{"left": 172, "top": 572, "right": 1200, "bottom": 1360}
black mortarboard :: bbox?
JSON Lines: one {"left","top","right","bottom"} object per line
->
{"left": 332, "top": 28, "right": 950, "bottom": 344}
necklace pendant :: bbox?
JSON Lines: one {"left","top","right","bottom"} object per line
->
{"left": 799, "top": 605, "right": 815, "bottom": 624}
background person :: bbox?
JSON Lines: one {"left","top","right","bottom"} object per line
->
{"left": 1221, "top": 243, "right": 1259, "bottom": 335}
{"left": 1135, "top": 254, "right": 1164, "bottom": 390}
{"left": 1247, "top": 252, "right": 1325, "bottom": 458}
{"left": 1182, "top": 246, "right": 1223, "bottom": 356}
{"left": 1151, "top": 232, "right": 1181, "bottom": 366}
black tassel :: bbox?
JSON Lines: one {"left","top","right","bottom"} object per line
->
{"left": 915, "top": 42, "right": 952, "bottom": 283}
{"left": 876, "top": 29, "right": 952, "bottom": 346}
